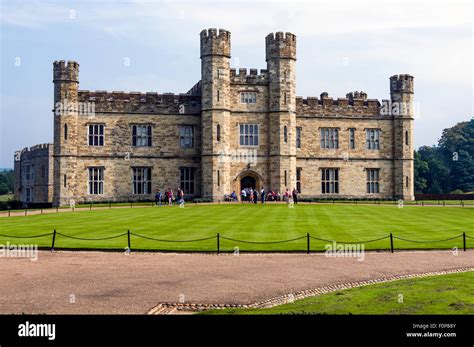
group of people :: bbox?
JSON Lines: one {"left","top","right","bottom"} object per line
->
{"left": 155, "top": 188, "right": 185, "bottom": 206}
{"left": 233, "top": 187, "right": 299, "bottom": 204}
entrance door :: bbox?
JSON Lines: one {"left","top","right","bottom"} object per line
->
{"left": 240, "top": 176, "right": 256, "bottom": 191}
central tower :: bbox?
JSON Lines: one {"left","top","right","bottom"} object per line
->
{"left": 266, "top": 32, "right": 297, "bottom": 194}
{"left": 200, "top": 28, "right": 231, "bottom": 200}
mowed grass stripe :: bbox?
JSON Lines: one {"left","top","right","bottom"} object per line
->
{"left": 0, "top": 204, "right": 472, "bottom": 251}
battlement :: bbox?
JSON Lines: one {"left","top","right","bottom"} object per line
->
{"left": 53, "top": 60, "right": 79, "bottom": 82}
{"left": 200, "top": 28, "right": 231, "bottom": 58}
{"left": 296, "top": 92, "right": 381, "bottom": 117}
{"left": 77, "top": 90, "right": 201, "bottom": 114}
{"left": 16, "top": 143, "right": 53, "bottom": 161}
{"left": 390, "top": 74, "right": 414, "bottom": 94}
{"left": 230, "top": 68, "right": 268, "bottom": 84}
{"left": 266, "top": 32, "right": 297, "bottom": 61}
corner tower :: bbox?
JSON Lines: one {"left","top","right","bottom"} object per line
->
{"left": 200, "top": 28, "right": 231, "bottom": 200}
{"left": 52, "top": 60, "right": 79, "bottom": 207}
{"left": 390, "top": 74, "right": 414, "bottom": 200}
{"left": 266, "top": 32, "right": 297, "bottom": 194}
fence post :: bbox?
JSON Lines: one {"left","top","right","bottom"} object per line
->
{"left": 422, "top": 201, "right": 424, "bottom": 207}
{"left": 443, "top": 201, "right": 445, "bottom": 207}
{"left": 390, "top": 233, "right": 394, "bottom": 253}
{"left": 51, "top": 229, "right": 56, "bottom": 252}
{"left": 127, "top": 229, "right": 131, "bottom": 252}
{"left": 90, "top": 203, "right": 92, "bottom": 211}
{"left": 25, "top": 208, "right": 27, "bottom": 216}
{"left": 56, "top": 206, "right": 58, "bottom": 213}
{"left": 131, "top": 201, "right": 133, "bottom": 209}
{"left": 463, "top": 232, "right": 466, "bottom": 252}
{"left": 41, "top": 208, "right": 43, "bottom": 214}
{"left": 8, "top": 208, "right": 10, "bottom": 217}
{"left": 307, "top": 233, "right": 310, "bottom": 254}
{"left": 217, "top": 233, "right": 220, "bottom": 254}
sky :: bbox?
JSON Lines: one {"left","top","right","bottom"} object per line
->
{"left": 0, "top": 0, "right": 472, "bottom": 168}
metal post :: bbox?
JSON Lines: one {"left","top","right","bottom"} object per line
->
{"left": 307, "top": 233, "right": 310, "bottom": 254}
{"left": 127, "top": 229, "right": 131, "bottom": 252}
{"left": 217, "top": 233, "right": 220, "bottom": 254}
{"left": 463, "top": 232, "right": 466, "bottom": 252}
{"left": 25, "top": 208, "right": 27, "bottom": 216}
{"left": 8, "top": 208, "right": 10, "bottom": 217}
{"left": 51, "top": 229, "right": 56, "bottom": 252}
{"left": 390, "top": 233, "right": 394, "bottom": 253}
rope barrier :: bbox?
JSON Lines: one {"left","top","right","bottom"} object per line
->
{"left": 56, "top": 232, "right": 127, "bottom": 241}
{"left": 393, "top": 234, "right": 463, "bottom": 243}
{"left": 130, "top": 232, "right": 216, "bottom": 243}
{"left": 309, "top": 235, "right": 390, "bottom": 244}
{"left": 220, "top": 235, "right": 306, "bottom": 244}
{"left": 0, "top": 232, "right": 54, "bottom": 239}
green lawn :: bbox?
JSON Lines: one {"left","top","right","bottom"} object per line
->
{"left": 202, "top": 271, "right": 474, "bottom": 315}
{"left": 0, "top": 204, "right": 472, "bottom": 251}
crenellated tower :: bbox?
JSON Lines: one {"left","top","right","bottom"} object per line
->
{"left": 200, "top": 28, "right": 231, "bottom": 200}
{"left": 52, "top": 60, "right": 80, "bottom": 206}
{"left": 266, "top": 32, "right": 297, "bottom": 194}
{"left": 390, "top": 74, "right": 414, "bottom": 200}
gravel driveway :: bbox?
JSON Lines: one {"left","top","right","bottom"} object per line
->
{"left": 0, "top": 250, "right": 472, "bottom": 314}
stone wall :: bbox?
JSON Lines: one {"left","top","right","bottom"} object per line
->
{"left": 44, "top": 29, "right": 414, "bottom": 206}
{"left": 14, "top": 144, "right": 54, "bottom": 204}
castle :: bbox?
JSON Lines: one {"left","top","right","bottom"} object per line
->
{"left": 14, "top": 28, "right": 414, "bottom": 206}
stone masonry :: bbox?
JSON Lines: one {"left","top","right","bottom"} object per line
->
{"left": 14, "top": 28, "right": 414, "bottom": 206}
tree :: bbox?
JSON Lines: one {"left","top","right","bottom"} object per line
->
{"left": 414, "top": 118, "right": 474, "bottom": 194}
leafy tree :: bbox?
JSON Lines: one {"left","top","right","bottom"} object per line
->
{"left": 414, "top": 118, "right": 473, "bottom": 194}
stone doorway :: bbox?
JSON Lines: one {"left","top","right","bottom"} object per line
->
{"left": 240, "top": 176, "right": 256, "bottom": 191}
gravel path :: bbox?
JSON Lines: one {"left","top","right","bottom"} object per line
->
{"left": 0, "top": 250, "right": 472, "bottom": 314}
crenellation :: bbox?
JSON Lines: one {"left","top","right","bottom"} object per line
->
{"left": 296, "top": 93, "right": 383, "bottom": 117}
{"left": 76, "top": 90, "right": 201, "bottom": 114}
{"left": 230, "top": 67, "right": 269, "bottom": 84}
{"left": 17, "top": 28, "right": 415, "bottom": 206}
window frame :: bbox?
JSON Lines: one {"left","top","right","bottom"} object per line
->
{"left": 132, "top": 124, "right": 152, "bottom": 147}
{"left": 179, "top": 126, "right": 195, "bottom": 148}
{"left": 132, "top": 167, "right": 152, "bottom": 195}
{"left": 366, "top": 168, "right": 380, "bottom": 194}
{"left": 239, "top": 124, "right": 259, "bottom": 147}
{"left": 88, "top": 167, "right": 104, "bottom": 195}
{"left": 88, "top": 124, "right": 105, "bottom": 147}
{"left": 321, "top": 168, "right": 339, "bottom": 194}
{"left": 365, "top": 129, "right": 381, "bottom": 150}
{"left": 240, "top": 92, "right": 257, "bottom": 104}
{"left": 320, "top": 128, "right": 339, "bottom": 149}
{"left": 180, "top": 167, "right": 195, "bottom": 195}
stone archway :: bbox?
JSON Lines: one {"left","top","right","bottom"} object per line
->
{"left": 240, "top": 176, "right": 256, "bottom": 191}
{"left": 234, "top": 170, "right": 263, "bottom": 193}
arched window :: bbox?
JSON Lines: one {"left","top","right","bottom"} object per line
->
{"left": 284, "top": 126, "right": 288, "bottom": 143}
{"left": 216, "top": 124, "right": 221, "bottom": 142}
{"left": 64, "top": 123, "right": 68, "bottom": 140}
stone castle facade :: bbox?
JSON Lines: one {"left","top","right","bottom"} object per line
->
{"left": 15, "top": 28, "right": 414, "bottom": 206}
